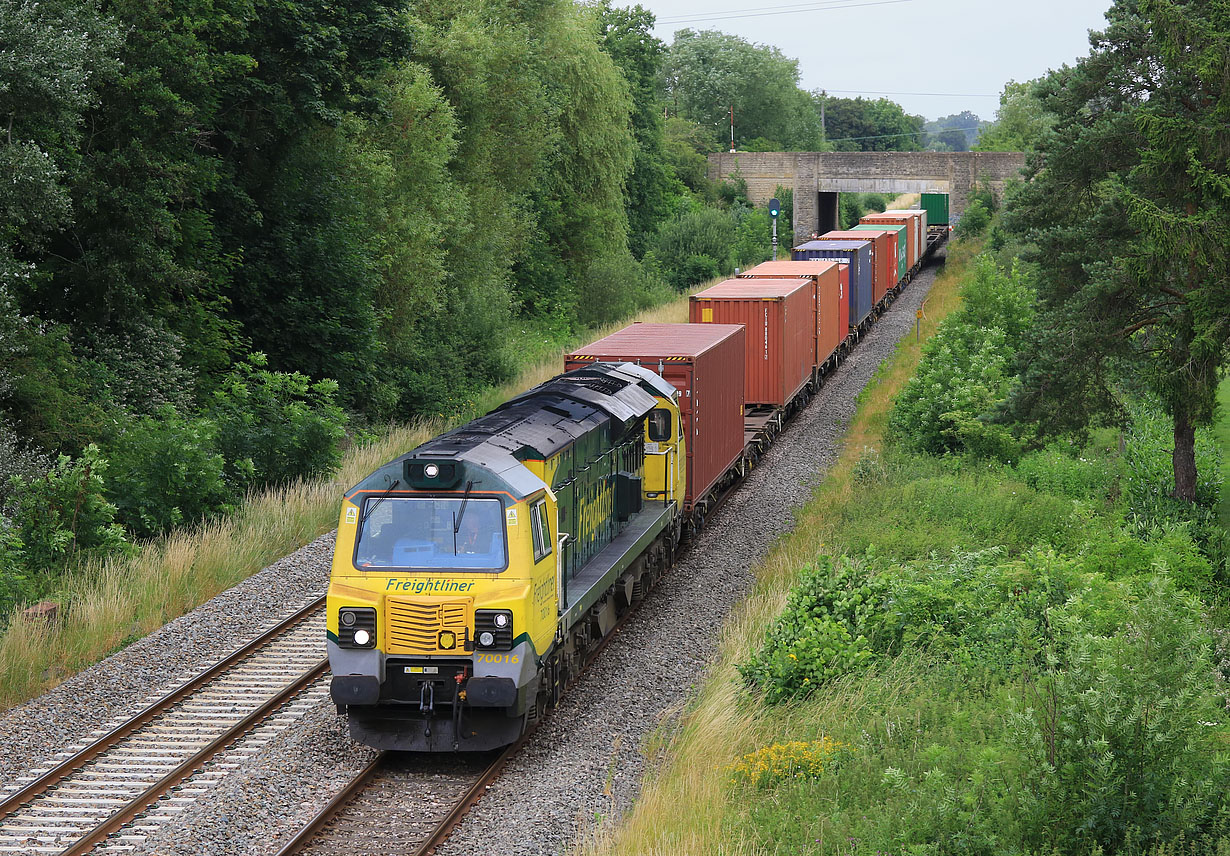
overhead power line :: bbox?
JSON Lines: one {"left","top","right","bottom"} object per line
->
{"left": 821, "top": 88, "right": 999, "bottom": 99}
{"left": 657, "top": 0, "right": 917, "bottom": 26}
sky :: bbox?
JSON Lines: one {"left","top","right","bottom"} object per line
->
{"left": 642, "top": 0, "right": 1115, "bottom": 122}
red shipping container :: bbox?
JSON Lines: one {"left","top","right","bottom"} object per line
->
{"left": 836, "top": 263, "right": 850, "bottom": 345}
{"left": 860, "top": 211, "right": 919, "bottom": 269}
{"left": 690, "top": 278, "right": 815, "bottom": 407}
{"left": 737, "top": 260, "right": 843, "bottom": 368}
{"left": 818, "top": 230, "right": 893, "bottom": 303}
{"left": 564, "top": 323, "right": 745, "bottom": 511}
{"left": 884, "top": 210, "right": 926, "bottom": 263}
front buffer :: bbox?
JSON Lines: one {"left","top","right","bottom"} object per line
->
{"left": 329, "top": 635, "right": 541, "bottom": 752}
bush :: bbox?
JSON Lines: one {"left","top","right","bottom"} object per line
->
{"left": 888, "top": 254, "right": 1034, "bottom": 457}
{"left": 103, "top": 407, "right": 233, "bottom": 539}
{"left": 739, "top": 557, "right": 884, "bottom": 702}
{"left": 1015, "top": 446, "right": 1116, "bottom": 501}
{"left": 210, "top": 355, "right": 347, "bottom": 492}
{"left": 1012, "top": 577, "right": 1230, "bottom": 853}
{"left": 0, "top": 523, "right": 29, "bottom": 615}
{"left": 654, "top": 206, "right": 735, "bottom": 289}
{"left": 954, "top": 199, "right": 990, "bottom": 237}
{"left": 8, "top": 445, "right": 128, "bottom": 574}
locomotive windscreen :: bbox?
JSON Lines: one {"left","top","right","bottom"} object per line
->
{"left": 354, "top": 497, "right": 508, "bottom": 571}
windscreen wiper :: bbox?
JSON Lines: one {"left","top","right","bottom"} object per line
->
{"left": 451, "top": 480, "right": 475, "bottom": 555}
{"left": 360, "top": 479, "right": 400, "bottom": 529}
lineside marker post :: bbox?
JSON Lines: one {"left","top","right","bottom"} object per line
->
{"left": 916, "top": 308, "right": 922, "bottom": 342}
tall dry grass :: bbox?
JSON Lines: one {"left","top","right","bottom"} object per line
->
{"left": 0, "top": 284, "right": 704, "bottom": 711}
{"left": 885, "top": 191, "right": 920, "bottom": 209}
{"left": 576, "top": 240, "right": 980, "bottom": 856}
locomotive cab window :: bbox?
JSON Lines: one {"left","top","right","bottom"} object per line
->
{"left": 647, "top": 408, "right": 672, "bottom": 442}
{"left": 530, "top": 499, "right": 551, "bottom": 562}
{"left": 354, "top": 496, "right": 507, "bottom": 571}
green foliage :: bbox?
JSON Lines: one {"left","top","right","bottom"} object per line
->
{"left": 209, "top": 356, "right": 347, "bottom": 493}
{"left": 8, "top": 445, "right": 128, "bottom": 573}
{"left": 739, "top": 557, "right": 881, "bottom": 703}
{"left": 819, "top": 95, "right": 925, "bottom": 152}
{"left": 102, "top": 407, "right": 232, "bottom": 539}
{"left": 1001, "top": 0, "right": 1230, "bottom": 501}
{"left": 654, "top": 206, "right": 735, "bottom": 289}
{"left": 0, "top": 522, "right": 28, "bottom": 616}
{"left": 953, "top": 199, "right": 990, "bottom": 237}
{"left": 664, "top": 29, "right": 824, "bottom": 151}
{"left": 1014, "top": 446, "right": 1116, "bottom": 502}
{"left": 1121, "top": 400, "right": 1226, "bottom": 570}
{"left": 1013, "top": 577, "right": 1230, "bottom": 853}
{"left": 889, "top": 254, "right": 1035, "bottom": 457}
{"left": 731, "top": 206, "right": 772, "bottom": 269}
{"left": 0, "top": 0, "right": 118, "bottom": 286}
{"left": 974, "top": 79, "right": 1052, "bottom": 152}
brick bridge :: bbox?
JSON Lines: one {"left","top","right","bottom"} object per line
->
{"left": 707, "top": 151, "right": 1027, "bottom": 243}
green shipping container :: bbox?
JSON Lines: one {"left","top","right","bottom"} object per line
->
{"left": 921, "top": 192, "right": 949, "bottom": 226}
{"left": 852, "top": 223, "right": 906, "bottom": 285}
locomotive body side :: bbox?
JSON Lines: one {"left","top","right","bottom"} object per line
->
{"left": 326, "top": 363, "right": 684, "bottom": 751}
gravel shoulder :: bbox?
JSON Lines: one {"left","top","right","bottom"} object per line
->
{"left": 0, "top": 258, "right": 939, "bottom": 856}
{"left": 0, "top": 534, "right": 335, "bottom": 792}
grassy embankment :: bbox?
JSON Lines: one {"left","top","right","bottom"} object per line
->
{"left": 576, "top": 237, "right": 977, "bottom": 856}
{"left": 0, "top": 290, "right": 703, "bottom": 710}
{"left": 1217, "top": 375, "right": 1230, "bottom": 528}
{"left": 584, "top": 235, "right": 1230, "bottom": 855}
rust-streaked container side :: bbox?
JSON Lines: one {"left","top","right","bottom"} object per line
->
{"left": 690, "top": 278, "right": 816, "bottom": 407}
{"left": 859, "top": 213, "right": 917, "bottom": 269}
{"left": 564, "top": 323, "right": 746, "bottom": 512}
{"left": 738, "top": 260, "right": 843, "bottom": 368}
{"left": 818, "top": 230, "right": 892, "bottom": 303}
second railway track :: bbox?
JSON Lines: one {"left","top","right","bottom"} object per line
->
{"left": 0, "top": 596, "right": 328, "bottom": 855}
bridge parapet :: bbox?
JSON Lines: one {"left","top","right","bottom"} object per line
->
{"left": 707, "top": 151, "right": 1026, "bottom": 242}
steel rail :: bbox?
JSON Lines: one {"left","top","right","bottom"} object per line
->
{"left": 59, "top": 658, "right": 329, "bottom": 855}
{"left": 269, "top": 753, "right": 387, "bottom": 856}
{"left": 0, "top": 594, "right": 325, "bottom": 824}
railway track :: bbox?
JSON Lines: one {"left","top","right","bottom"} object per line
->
{"left": 0, "top": 596, "right": 328, "bottom": 855}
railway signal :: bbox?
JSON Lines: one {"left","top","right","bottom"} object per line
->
{"left": 768, "top": 197, "right": 781, "bottom": 260}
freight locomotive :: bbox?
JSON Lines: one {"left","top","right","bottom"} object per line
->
{"left": 325, "top": 198, "right": 951, "bottom": 752}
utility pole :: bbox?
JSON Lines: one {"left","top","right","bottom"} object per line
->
{"left": 729, "top": 104, "right": 735, "bottom": 153}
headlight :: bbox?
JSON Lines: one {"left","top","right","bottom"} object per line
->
{"left": 474, "top": 609, "right": 513, "bottom": 650}
{"left": 424, "top": 463, "right": 439, "bottom": 478}
{"left": 338, "top": 607, "right": 376, "bottom": 648}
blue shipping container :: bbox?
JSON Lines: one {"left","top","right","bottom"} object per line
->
{"left": 791, "top": 240, "right": 873, "bottom": 328}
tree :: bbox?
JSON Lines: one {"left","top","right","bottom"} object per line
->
{"left": 0, "top": 0, "right": 117, "bottom": 289}
{"left": 597, "top": 3, "right": 680, "bottom": 258}
{"left": 975, "top": 80, "right": 1052, "bottom": 152}
{"left": 663, "top": 30, "right": 821, "bottom": 151}
{"left": 817, "top": 95, "right": 924, "bottom": 152}
{"left": 1002, "top": 0, "right": 1230, "bottom": 502}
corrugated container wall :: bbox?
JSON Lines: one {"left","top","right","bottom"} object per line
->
{"left": 852, "top": 223, "right": 906, "bottom": 285}
{"left": 690, "top": 279, "right": 815, "bottom": 407}
{"left": 860, "top": 211, "right": 921, "bottom": 268}
{"left": 738, "top": 259, "right": 843, "bottom": 368}
{"left": 887, "top": 209, "right": 927, "bottom": 250}
{"left": 836, "top": 264, "right": 850, "bottom": 339}
{"left": 564, "top": 323, "right": 746, "bottom": 512}
{"left": 792, "top": 240, "right": 873, "bottom": 328}
{"left": 816, "top": 231, "right": 892, "bottom": 304}
{"left": 921, "top": 192, "right": 949, "bottom": 226}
